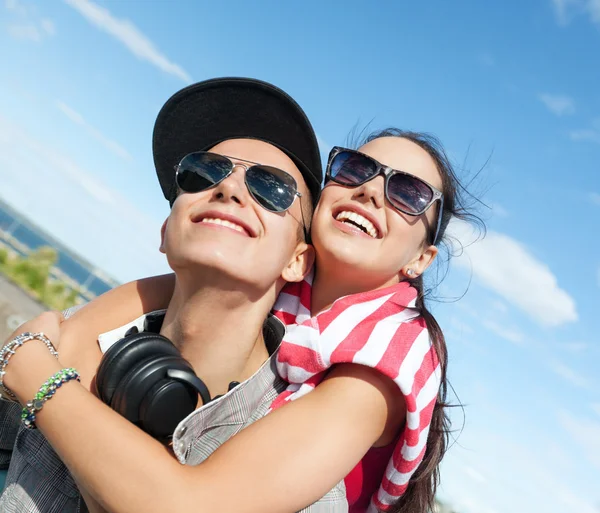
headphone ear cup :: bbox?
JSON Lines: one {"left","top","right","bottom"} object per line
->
{"left": 95, "top": 332, "right": 180, "bottom": 405}
{"left": 110, "top": 355, "right": 196, "bottom": 427}
{"left": 139, "top": 377, "right": 199, "bottom": 440}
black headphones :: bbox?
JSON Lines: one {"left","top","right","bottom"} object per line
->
{"left": 95, "top": 312, "right": 213, "bottom": 442}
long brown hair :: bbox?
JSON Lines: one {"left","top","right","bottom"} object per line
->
{"left": 359, "top": 129, "right": 484, "bottom": 513}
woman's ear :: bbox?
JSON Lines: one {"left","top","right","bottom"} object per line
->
{"left": 281, "top": 242, "right": 315, "bottom": 283}
{"left": 401, "top": 244, "right": 438, "bottom": 279}
{"left": 159, "top": 218, "right": 168, "bottom": 254}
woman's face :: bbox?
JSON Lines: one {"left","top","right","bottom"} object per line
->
{"left": 311, "top": 136, "right": 443, "bottom": 287}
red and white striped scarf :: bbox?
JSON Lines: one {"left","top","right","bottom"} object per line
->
{"left": 270, "top": 271, "right": 441, "bottom": 512}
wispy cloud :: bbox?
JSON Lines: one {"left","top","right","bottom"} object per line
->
{"left": 0, "top": 113, "right": 169, "bottom": 282}
{"left": 570, "top": 128, "right": 600, "bottom": 144}
{"left": 591, "top": 403, "right": 600, "bottom": 417}
{"left": 538, "top": 93, "right": 575, "bottom": 116}
{"left": 449, "top": 220, "right": 578, "bottom": 327}
{"left": 558, "top": 410, "right": 600, "bottom": 469}
{"left": 552, "top": 0, "right": 579, "bottom": 24}
{"left": 463, "top": 465, "right": 487, "bottom": 484}
{"left": 548, "top": 360, "right": 590, "bottom": 388}
{"left": 551, "top": 0, "right": 600, "bottom": 27}
{"left": 4, "top": 0, "right": 33, "bottom": 15}
{"left": 562, "top": 340, "right": 589, "bottom": 352}
{"left": 7, "top": 19, "right": 55, "bottom": 42}
{"left": 590, "top": 192, "right": 600, "bottom": 206}
{"left": 491, "top": 203, "right": 509, "bottom": 218}
{"left": 482, "top": 319, "right": 525, "bottom": 344}
{"left": 55, "top": 100, "right": 132, "bottom": 161}
{"left": 5, "top": 0, "right": 56, "bottom": 42}
{"left": 63, "top": 0, "right": 191, "bottom": 83}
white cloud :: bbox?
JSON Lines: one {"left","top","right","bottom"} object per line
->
{"left": 590, "top": 192, "right": 600, "bottom": 206}
{"left": 552, "top": 0, "right": 579, "bottom": 24}
{"left": 558, "top": 410, "right": 600, "bottom": 469}
{"left": 4, "top": 0, "right": 55, "bottom": 41}
{"left": 551, "top": 0, "right": 600, "bottom": 26}
{"left": 55, "top": 100, "right": 132, "bottom": 161}
{"left": 548, "top": 360, "right": 590, "bottom": 388}
{"left": 449, "top": 220, "right": 578, "bottom": 327}
{"left": 570, "top": 128, "right": 600, "bottom": 144}
{"left": 463, "top": 465, "right": 487, "bottom": 484}
{"left": 482, "top": 319, "right": 524, "bottom": 344}
{"left": 491, "top": 203, "right": 509, "bottom": 218}
{"left": 491, "top": 299, "right": 508, "bottom": 313}
{"left": 562, "top": 340, "right": 589, "bottom": 352}
{"left": 4, "top": 0, "right": 33, "bottom": 15}
{"left": 63, "top": 0, "right": 191, "bottom": 83}
{"left": 441, "top": 427, "right": 599, "bottom": 513}
{"left": 591, "top": 403, "right": 600, "bottom": 417}
{"left": 538, "top": 93, "right": 575, "bottom": 116}
{"left": 449, "top": 317, "right": 474, "bottom": 334}
{"left": 7, "top": 23, "right": 43, "bottom": 41}
{"left": 0, "top": 113, "right": 169, "bottom": 283}
{"left": 40, "top": 19, "right": 55, "bottom": 36}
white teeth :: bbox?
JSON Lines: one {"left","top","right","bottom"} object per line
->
{"left": 335, "top": 210, "right": 379, "bottom": 238}
{"left": 200, "top": 218, "right": 246, "bottom": 234}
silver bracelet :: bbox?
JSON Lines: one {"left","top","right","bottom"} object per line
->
{"left": 0, "top": 332, "right": 59, "bottom": 402}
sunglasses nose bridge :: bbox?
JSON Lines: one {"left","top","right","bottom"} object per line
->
{"left": 212, "top": 163, "right": 250, "bottom": 205}
{"left": 354, "top": 172, "right": 386, "bottom": 208}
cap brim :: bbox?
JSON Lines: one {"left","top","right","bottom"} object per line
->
{"left": 153, "top": 77, "right": 322, "bottom": 204}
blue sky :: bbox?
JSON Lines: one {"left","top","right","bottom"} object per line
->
{"left": 1, "top": 0, "right": 599, "bottom": 511}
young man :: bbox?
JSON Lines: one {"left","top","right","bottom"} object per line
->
{"left": 0, "top": 78, "right": 332, "bottom": 512}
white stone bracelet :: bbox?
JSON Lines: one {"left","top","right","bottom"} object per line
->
{"left": 0, "top": 332, "right": 59, "bottom": 402}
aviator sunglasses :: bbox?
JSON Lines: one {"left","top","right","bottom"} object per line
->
{"left": 175, "top": 151, "right": 303, "bottom": 214}
{"left": 326, "top": 146, "right": 444, "bottom": 244}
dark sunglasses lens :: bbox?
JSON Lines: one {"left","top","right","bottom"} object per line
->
{"left": 387, "top": 173, "right": 434, "bottom": 214}
{"left": 330, "top": 151, "right": 377, "bottom": 185}
{"left": 176, "top": 153, "right": 232, "bottom": 193}
{"left": 246, "top": 166, "right": 297, "bottom": 212}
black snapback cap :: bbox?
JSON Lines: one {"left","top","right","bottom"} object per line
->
{"left": 153, "top": 77, "right": 323, "bottom": 206}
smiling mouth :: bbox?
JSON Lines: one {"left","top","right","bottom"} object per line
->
{"left": 198, "top": 217, "right": 250, "bottom": 236}
{"left": 334, "top": 211, "right": 379, "bottom": 238}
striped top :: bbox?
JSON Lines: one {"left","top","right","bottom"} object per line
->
{"left": 270, "top": 271, "right": 441, "bottom": 512}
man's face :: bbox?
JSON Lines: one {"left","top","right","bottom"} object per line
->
{"left": 161, "top": 138, "right": 311, "bottom": 292}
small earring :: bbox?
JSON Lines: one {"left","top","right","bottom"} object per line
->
{"left": 406, "top": 269, "right": 415, "bottom": 277}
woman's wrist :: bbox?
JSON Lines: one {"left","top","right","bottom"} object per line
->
{"left": 3, "top": 338, "right": 63, "bottom": 405}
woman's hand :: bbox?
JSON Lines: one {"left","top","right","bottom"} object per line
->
{"left": 4, "top": 310, "right": 64, "bottom": 349}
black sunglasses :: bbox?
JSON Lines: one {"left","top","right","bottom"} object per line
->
{"left": 175, "top": 151, "right": 303, "bottom": 214}
{"left": 326, "top": 147, "right": 444, "bottom": 244}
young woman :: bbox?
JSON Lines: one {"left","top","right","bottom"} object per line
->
{"left": 1, "top": 129, "right": 479, "bottom": 513}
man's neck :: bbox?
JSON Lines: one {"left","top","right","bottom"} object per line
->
{"left": 160, "top": 274, "right": 276, "bottom": 398}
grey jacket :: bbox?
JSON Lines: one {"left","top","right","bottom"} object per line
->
{"left": 0, "top": 309, "right": 347, "bottom": 512}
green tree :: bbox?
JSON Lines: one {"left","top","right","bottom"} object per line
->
{"left": 0, "top": 246, "right": 80, "bottom": 310}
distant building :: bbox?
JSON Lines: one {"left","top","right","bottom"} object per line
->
{"left": 0, "top": 196, "right": 118, "bottom": 302}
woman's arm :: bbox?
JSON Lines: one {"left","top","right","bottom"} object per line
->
{"left": 57, "top": 273, "right": 175, "bottom": 389}
{"left": 5, "top": 314, "right": 405, "bottom": 513}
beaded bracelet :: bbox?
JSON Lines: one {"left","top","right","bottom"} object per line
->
{"left": 21, "top": 368, "right": 80, "bottom": 429}
{"left": 0, "top": 332, "right": 59, "bottom": 402}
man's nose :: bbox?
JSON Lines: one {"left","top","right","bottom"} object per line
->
{"left": 211, "top": 165, "right": 248, "bottom": 206}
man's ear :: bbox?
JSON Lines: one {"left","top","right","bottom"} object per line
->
{"left": 281, "top": 242, "right": 315, "bottom": 283}
{"left": 159, "top": 218, "right": 168, "bottom": 254}
{"left": 401, "top": 244, "right": 438, "bottom": 279}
